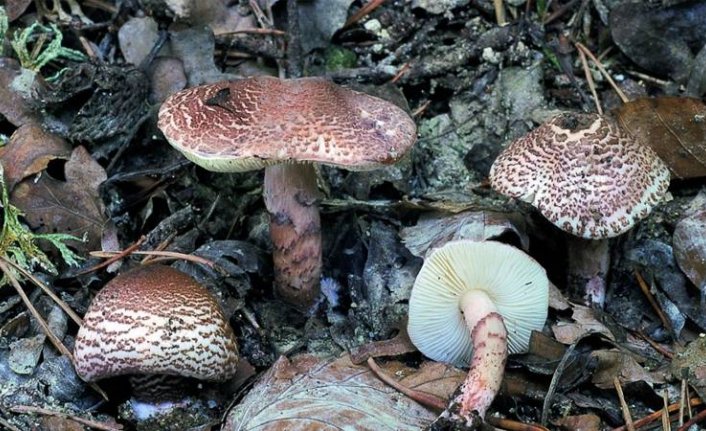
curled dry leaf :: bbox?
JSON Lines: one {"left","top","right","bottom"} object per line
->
{"left": 552, "top": 305, "right": 615, "bottom": 345}
{"left": 223, "top": 354, "right": 461, "bottom": 431}
{"left": 673, "top": 191, "right": 706, "bottom": 291}
{"left": 0, "top": 58, "right": 40, "bottom": 127}
{"left": 0, "top": 124, "right": 72, "bottom": 191}
{"left": 552, "top": 413, "right": 602, "bottom": 431}
{"left": 615, "top": 97, "right": 706, "bottom": 179}
{"left": 11, "top": 146, "right": 108, "bottom": 254}
{"left": 590, "top": 350, "right": 655, "bottom": 389}
{"left": 401, "top": 210, "right": 529, "bottom": 258}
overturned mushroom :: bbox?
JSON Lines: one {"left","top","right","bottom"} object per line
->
{"left": 407, "top": 240, "right": 549, "bottom": 426}
{"left": 489, "top": 112, "right": 670, "bottom": 306}
{"left": 73, "top": 265, "right": 239, "bottom": 383}
{"left": 158, "top": 76, "right": 417, "bottom": 309}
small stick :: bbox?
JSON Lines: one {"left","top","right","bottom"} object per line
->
{"left": 0, "top": 259, "right": 108, "bottom": 401}
{"left": 89, "top": 250, "right": 220, "bottom": 272}
{"left": 493, "top": 0, "right": 507, "bottom": 25}
{"left": 577, "top": 46, "right": 602, "bottom": 115}
{"left": 140, "top": 233, "right": 176, "bottom": 265}
{"left": 219, "top": 28, "right": 287, "bottom": 36}
{"left": 634, "top": 330, "right": 674, "bottom": 359}
{"left": 634, "top": 270, "right": 675, "bottom": 339}
{"left": 614, "top": 377, "right": 635, "bottom": 431}
{"left": 9, "top": 405, "right": 122, "bottom": 431}
{"left": 624, "top": 70, "right": 672, "bottom": 87}
{"left": 390, "top": 62, "right": 410, "bottom": 83}
{"left": 2, "top": 257, "right": 83, "bottom": 326}
{"left": 486, "top": 417, "right": 551, "bottom": 431}
{"left": 366, "top": 357, "right": 447, "bottom": 411}
{"left": 344, "top": 0, "right": 387, "bottom": 28}
{"left": 575, "top": 42, "right": 629, "bottom": 104}
{"left": 76, "top": 236, "right": 146, "bottom": 276}
{"left": 613, "top": 398, "right": 702, "bottom": 431}
{"left": 678, "top": 409, "right": 706, "bottom": 431}
{"left": 412, "top": 100, "right": 431, "bottom": 117}
{"left": 662, "top": 391, "right": 672, "bottom": 431}
{"left": 679, "top": 379, "right": 686, "bottom": 427}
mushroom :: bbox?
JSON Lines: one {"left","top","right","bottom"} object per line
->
{"left": 157, "top": 76, "right": 417, "bottom": 309}
{"left": 489, "top": 112, "right": 670, "bottom": 307}
{"left": 73, "top": 265, "right": 239, "bottom": 384}
{"left": 407, "top": 240, "right": 548, "bottom": 426}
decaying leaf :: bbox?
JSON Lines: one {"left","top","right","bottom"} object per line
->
{"left": 673, "top": 191, "right": 706, "bottom": 291}
{"left": 401, "top": 210, "right": 529, "bottom": 258}
{"left": 224, "top": 354, "right": 445, "bottom": 430}
{"left": 0, "top": 58, "right": 40, "bottom": 127}
{"left": 553, "top": 413, "right": 602, "bottom": 431}
{"left": 11, "top": 146, "right": 108, "bottom": 254}
{"left": 671, "top": 336, "right": 706, "bottom": 401}
{"left": 590, "top": 349, "right": 654, "bottom": 389}
{"left": 0, "top": 123, "right": 72, "bottom": 190}
{"left": 615, "top": 97, "right": 706, "bottom": 179}
{"left": 552, "top": 305, "right": 615, "bottom": 344}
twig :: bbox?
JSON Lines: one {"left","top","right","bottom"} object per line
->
{"left": 575, "top": 42, "right": 629, "bottom": 103}
{"left": 493, "top": 0, "right": 507, "bottom": 25}
{"left": 577, "top": 46, "right": 602, "bottom": 115}
{"left": 1, "top": 257, "right": 83, "bottom": 326}
{"left": 680, "top": 380, "right": 686, "bottom": 427}
{"left": 486, "top": 417, "right": 551, "bottom": 431}
{"left": 614, "top": 377, "right": 635, "bottom": 431}
{"left": 75, "top": 236, "right": 146, "bottom": 276}
{"left": 344, "top": 0, "right": 387, "bottom": 28}
{"left": 89, "top": 250, "right": 221, "bottom": 272}
{"left": 219, "top": 28, "right": 286, "bottom": 36}
{"left": 634, "top": 270, "right": 676, "bottom": 340}
{"left": 412, "top": 100, "right": 431, "bottom": 117}
{"left": 613, "top": 398, "right": 702, "bottom": 431}
{"left": 350, "top": 327, "right": 417, "bottom": 364}
{"left": 663, "top": 391, "right": 672, "bottom": 431}
{"left": 634, "top": 329, "right": 674, "bottom": 359}
{"left": 390, "top": 62, "right": 410, "bottom": 84}
{"left": 678, "top": 409, "right": 706, "bottom": 431}
{"left": 366, "top": 357, "right": 447, "bottom": 411}
{"left": 9, "top": 405, "right": 122, "bottom": 431}
{"left": 0, "top": 258, "right": 109, "bottom": 401}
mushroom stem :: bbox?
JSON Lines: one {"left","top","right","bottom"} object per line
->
{"left": 263, "top": 163, "right": 322, "bottom": 308}
{"left": 566, "top": 237, "right": 610, "bottom": 308}
{"left": 441, "top": 290, "right": 508, "bottom": 425}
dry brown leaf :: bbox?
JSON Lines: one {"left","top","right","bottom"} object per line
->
{"left": 223, "top": 354, "right": 444, "bottom": 431}
{"left": 0, "top": 124, "right": 72, "bottom": 191}
{"left": 551, "top": 305, "right": 615, "bottom": 344}
{"left": 553, "top": 413, "right": 602, "bottom": 431}
{"left": 401, "top": 210, "right": 529, "bottom": 258}
{"left": 5, "top": 0, "right": 33, "bottom": 21}
{"left": 11, "top": 146, "right": 108, "bottom": 254}
{"left": 673, "top": 191, "right": 706, "bottom": 290}
{"left": 615, "top": 97, "right": 706, "bottom": 179}
{"left": 590, "top": 349, "right": 654, "bottom": 389}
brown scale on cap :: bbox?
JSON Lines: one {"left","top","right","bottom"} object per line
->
{"left": 74, "top": 265, "right": 239, "bottom": 382}
{"left": 489, "top": 112, "right": 670, "bottom": 239}
{"left": 157, "top": 76, "right": 417, "bottom": 172}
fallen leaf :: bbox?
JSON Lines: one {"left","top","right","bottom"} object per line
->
{"left": 0, "top": 124, "right": 72, "bottom": 190}
{"left": 553, "top": 413, "right": 602, "bottom": 431}
{"left": 0, "top": 58, "right": 40, "bottom": 127}
{"left": 11, "top": 146, "right": 108, "bottom": 254}
{"left": 552, "top": 305, "right": 615, "bottom": 344}
{"left": 615, "top": 97, "right": 706, "bottom": 179}
{"left": 590, "top": 349, "right": 653, "bottom": 389}
{"left": 401, "top": 210, "right": 529, "bottom": 258}
{"left": 671, "top": 336, "right": 706, "bottom": 400}
{"left": 5, "top": 0, "right": 33, "bottom": 21}
{"left": 673, "top": 191, "right": 706, "bottom": 290}
{"left": 223, "top": 354, "right": 441, "bottom": 430}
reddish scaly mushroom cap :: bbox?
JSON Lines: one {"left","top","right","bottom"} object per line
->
{"left": 74, "top": 265, "right": 239, "bottom": 382}
{"left": 157, "top": 76, "right": 417, "bottom": 172}
{"left": 489, "top": 113, "right": 670, "bottom": 239}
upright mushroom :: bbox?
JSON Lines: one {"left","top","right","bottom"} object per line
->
{"left": 407, "top": 240, "right": 548, "bottom": 426}
{"left": 73, "top": 265, "right": 239, "bottom": 384}
{"left": 158, "top": 76, "right": 417, "bottom": 309}
{"left": 489, "top": 112, "right": 670, "bottom": 306}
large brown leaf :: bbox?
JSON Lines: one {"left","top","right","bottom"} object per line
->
{"left": 615, "top": 97, "right": 706, "bottom": 179}
{"left": 11, "top": 146, "right": 108, "bottom": 254}
{"left": 223, "top": 354, "right": 459, "bottom": 431}
{"left": 0, "top": 124, "right": 72, "bottom": 191}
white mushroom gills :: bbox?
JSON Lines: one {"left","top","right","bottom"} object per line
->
{"left": 408, "top": 240, "right": 548, "bottom": 423}
{"left": 74, "top": 265, "right": 239, "bottom": 382}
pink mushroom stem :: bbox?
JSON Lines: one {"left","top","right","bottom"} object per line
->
{"left": 442, "top": 290, "right": 508, "bottom": 424}
{"left": 566, "top": 237, "right": 610, "bottom": 307}
{"left": 263, "top": 163, "right": 322, "bottom": 308}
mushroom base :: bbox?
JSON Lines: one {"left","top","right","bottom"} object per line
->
{"left": 264, "top": 163, "right": 323, "bottom": 309}
{"left": 566, "top": 237, "right": 609, "bottom": 308}
{"left": 438, "top": 291, "right": 508, "bottom": 424}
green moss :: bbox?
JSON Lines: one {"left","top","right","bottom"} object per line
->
{"left": 325, "top": 46, "right": 357, "bottom": 72}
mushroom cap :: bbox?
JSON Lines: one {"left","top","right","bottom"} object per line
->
{"left": 74, "top": 265, "right": 239, "bottom": 382}
{"left": 407, "top": 240, "right": 548, "bottom": 367}
{"left": 489, "top": 112, "right": 670, "bottom": 239}
{"left": 157, "top": 76, "right": 417, "bottom": 172}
